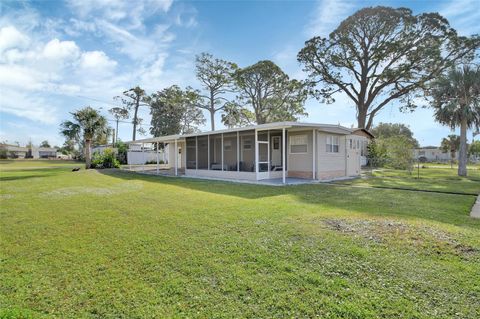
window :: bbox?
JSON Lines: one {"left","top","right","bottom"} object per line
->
{"left": 290, "top": 135, "right": 308, "bottom": 153}
{"left": 224, "top": 140, "right": 232, "bottom": 151}
{"left": 243, "top": 138, "right": 252, "bottom": 150}
{"left": 273, "top": 136, "right": 280, "bottom": 150}
{"left": 326, "top": 136, "right": 339, "bottom": 153}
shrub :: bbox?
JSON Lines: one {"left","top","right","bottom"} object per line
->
{"left": 91, "top": 148, "right": 120, "bottom": 168}
{"left": 145, "top": 160, "right": 165, "bottom": 165}
{"left": 368, "top": 136, "right": 414, "bottom": 171}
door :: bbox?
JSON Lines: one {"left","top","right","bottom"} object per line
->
{"left": 257, "top": 140, "right": 269, "bottom": 179}
{"left": 271, "top": 136, "right": 281, "bottom": 167}
{"left": 346, "top": 138, "right": 360, "bottom": 176}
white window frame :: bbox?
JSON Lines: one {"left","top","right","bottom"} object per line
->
{"left": 289, "top": 134, "right": 308, "bottom": 154}
{"left": 326, "top": 135, "right": 340, "bottom": 153}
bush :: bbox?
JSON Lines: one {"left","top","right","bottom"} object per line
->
{"left": 368, "top": 136, "right": 414, "bottom": 171}
{"left": 145, "top": 160, "right": 165, "bottom": 165}
{"left": 91, "top": 148, "right": 120, "bottom": 168}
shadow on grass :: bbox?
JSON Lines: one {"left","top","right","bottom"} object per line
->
{"left": 97, "top": 169, "right": 480, "bottom": 229}
{"left": 0, "top": 168, "right": 72, "bottom": 181}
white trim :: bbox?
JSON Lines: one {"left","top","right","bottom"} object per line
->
{"left": 174, "top": 139, "right": 178, "bottom": 176}
{"left": 156, "top": 141, "right": 159, "bottom": 175}
{"left": 255, "top": 129, "right": 258, "bottom": 178}
{"left": 312, "top": 129, "right": 316, "bottom": 179}
{"left": 221, "top": 133, "right": 224, "bottom": 171}
{"left": 237, "top": 131, "right": 240, "bottom": 172}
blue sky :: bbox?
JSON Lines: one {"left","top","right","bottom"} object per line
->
{"left": 0, "top": 0, "right": 479, "bottom": 147}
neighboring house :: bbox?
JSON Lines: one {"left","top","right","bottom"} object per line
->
{"left": 0, "top": 144, "right": 57, "bottom": 159}
{"left": 0, "top": 144, "right": 28, "bottom": 158}
{"left": 127, "top": 143, "right": 168, "bottom": 165}
{"left": 127, "top": 122, "right": 372, "bottom": 183}
{"left": 413, "top": 147, "right": 454, "bottom": 162}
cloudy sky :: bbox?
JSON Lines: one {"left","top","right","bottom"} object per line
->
{"left": 0, "top": 0, "right": 479, "bottom": 147}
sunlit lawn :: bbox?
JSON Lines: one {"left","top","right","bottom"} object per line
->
{"left": 336, "top": 166, "right": 480, "bottom": 195}
{"left": 1, "top": 160, "right": 479, "bottom": 318}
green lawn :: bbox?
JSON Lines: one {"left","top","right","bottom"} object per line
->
{"left": 336, "top": 166, "right": 480, "bottom": 195}
{"left": 1, "top": 161, "right": 479, "bottom": 318}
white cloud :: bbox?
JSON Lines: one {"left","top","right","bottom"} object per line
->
{"left": 42, "top": 38, "right": 80, "bottom": 60}
{"left": 0, "top": 26, "right": 29, "bottom": 54}
{"left": 80, "top": 50, "right": 117, "bottom": 72}
{"left": 0, "top": 89, "right": 58, "bottom": 124}
{"left": 305, "top": 0, "right": 356, "bottom": 38}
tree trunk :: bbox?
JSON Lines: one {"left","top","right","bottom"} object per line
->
{"left": 132, "top": 97, "right": 139, "bottom": 141}
{"left": 357, "top": 107, "right": 367, "bottom": 129}
{"left": 85, "top": 139, "right": 91, "bottom": 169}
{"left": 115, "top": 120, "right": 119, "bottom": 147}
{"left": 210, "top": 91, "right": 215, "bottom": 131}
{"left": 458, "top": 119, "right": 468, "bottom": 176}
{"left": 210, "top": 108, "right": 215, "bottom": 131}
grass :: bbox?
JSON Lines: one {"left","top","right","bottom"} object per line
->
{"left": 335, "top": 166, "right": 480, "bottom": 195}
{"left": 1, "top": 160, "right": 479, "bottom": 318}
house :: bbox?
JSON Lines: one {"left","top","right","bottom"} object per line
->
{"left": 0, "top": 143, "right": 57, "bottom": 159}
{"left": 126, "top": 122, "right": 371, "bottom": 184}
{"left": 413, "top": 147, "right": 453, "bottom": 162}
{"left": 351, "top": 128, "right": 375, "bottom": 166}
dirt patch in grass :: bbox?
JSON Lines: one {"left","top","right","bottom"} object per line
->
{"left": 322, "top": 218, "right": 479, "bottom": 258}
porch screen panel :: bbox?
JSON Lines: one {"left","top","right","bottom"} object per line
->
{"left": 197, "top": 136, "right": 208, "bottom": 169}
{"left": 239, "top": 130, "right": 255, "bottom": 172}
{"left": 209, "top": 134, "right": 222, "bottom": 170}
{"left": 223, "top": 133, "right": 238, "bottom": 171}
{"left": 186, "top": 137, "right": 196, "bottom": 169}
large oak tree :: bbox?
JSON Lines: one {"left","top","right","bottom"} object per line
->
{"left": 298, "top": 6, "right": 479, "bottom": 130}
{"left": 148, "top": 85, "right": 206, "bottom": 136}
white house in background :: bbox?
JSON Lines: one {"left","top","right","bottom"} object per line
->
{"left": 126, "top": 122, "right": 372, "bottom": 184}
{"left": 0, "top": 144, "right": 57, "bottom": 159}
{"left": 413, "top": 147, "right": 454, "bottom": 162}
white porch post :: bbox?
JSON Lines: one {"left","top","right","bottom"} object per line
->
{"left": 282, "top": 128, "right": 286, "bottom": 184}
{"left": 174, "top": 139, "right": 178, "bottom": 176}
{"left": 267, "top": 130, "right": 270, "bottom": 178}
{"left": 312, "top": 129, "right": 316, "bottom": 180}
{"left": 255, "top": 129, "right": 259, "bottom": 180}
{"left": 156, "top": 141, "right": 159, "bottom": 175}
{"left": 237, "top": 131, "right": 240, "bottom": 172}
{"left": 142, "top": 142, "right": 145, "bottom": 172}
{"left": 195, "top": 136, "right": 198, "bottom": 171}
{"left": 221, "top": 133, "right": 224, "bottom": 171}
{"left": 207, "top": 135, "right": 210, "bottom": 170}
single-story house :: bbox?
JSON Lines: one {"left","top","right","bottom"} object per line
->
{"left": 0, "top": 144, "right": 57, "bottom": 159}
{"left": 413, "top": 147, "right": 454, "bottom": 162}
{"left": 126, "top": 122, "right": 371, "bottom": 184}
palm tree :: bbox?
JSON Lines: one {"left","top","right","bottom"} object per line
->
{"left": 60, "top": 107, "right": 109, "bottom": 169}
{"left": 430, "top": 65, "right": 480, "bottom": 176}
{"left": 440, "top": 135, "right": 460, "bottom": 168}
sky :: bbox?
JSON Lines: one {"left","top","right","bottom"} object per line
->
{"left": 0, "top": 0, "right": 479, "bottom": 147}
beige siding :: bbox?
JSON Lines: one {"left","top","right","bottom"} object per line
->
{"left": 316, "top": 132, "right": 347, "bottom": 179}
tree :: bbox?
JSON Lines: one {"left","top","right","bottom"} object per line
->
{"left": 39, "top": 140, "right": 51, "bottom": 148}
{"left": 367, "top": 136, "right": 414, "bottom": 171}
{"left": 148, "top": 85, "right": 206, "bottom": 136}
{"left": 440, "top": 135, "right": 461, "bottom": 169}
{"left": 195, "top": 53, "right": 237, "bottom": 131}
{"left": 430, "top": 65, "right": 480, "bottom": 176}
{"left": 116, "top": 86, "right": 147, "bottom": 141}
{"left": 297, "top": 6, "right": 480, "bottom": 130}
{"left": 370, "top": 123, "right": 419, "bottom": 147}
{"left": 108, "top": 107, "right": 129, "bottom": 147}
{"left": 60, "top": 107, "right": 109, "bottom": 169}
{"left": 469, "top": 140, "right": 480, "bottom": 159}
{"left": 223, "top": 60, "right": 307, "bottom": 127}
